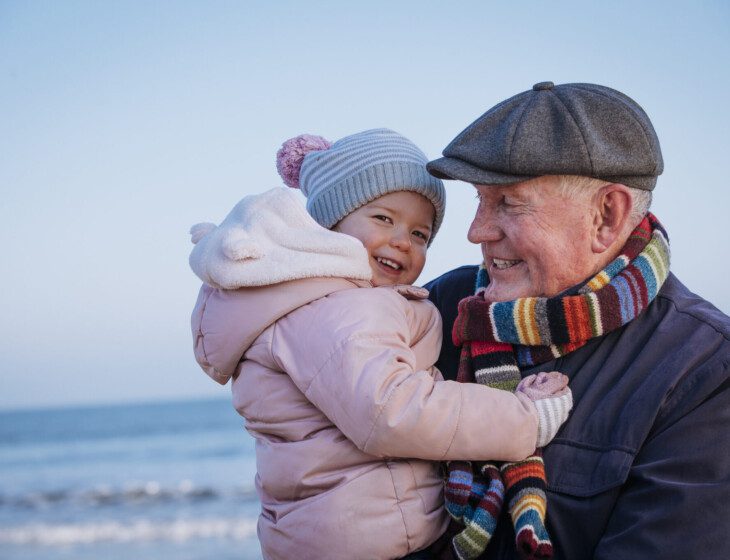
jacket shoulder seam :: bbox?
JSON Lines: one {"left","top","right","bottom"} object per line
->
{"left": 300, "top": 332, "right": 393, "bottom": 395}
{"left": 301, "top": 329, "right": 412, "bottom": 451}
{"left": 656, "top": 293, "right": 730, "bottom": 343}
{"left": 651, "top": 357, "right": 730, "bottom": 440}
{"left": 345, "top": 333, "right": 412, "bottom": 451}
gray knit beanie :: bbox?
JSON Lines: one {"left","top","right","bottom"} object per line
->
{"left": 276, "top": 128, "right": 446, "bottom": 242}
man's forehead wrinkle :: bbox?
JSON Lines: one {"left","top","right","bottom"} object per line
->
{"left": 473, "top": 183, "right": 506, "bottom": 201}
{"left": 475, "top": 178, "right": 556, "bottom": 200}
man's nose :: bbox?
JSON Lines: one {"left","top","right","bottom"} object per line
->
{"left": 467, "top": 209, "right": 502, "bottom": 244}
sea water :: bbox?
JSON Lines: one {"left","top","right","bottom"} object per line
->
{"left": 0, "top": 398, "right": 263, "bottom": 559}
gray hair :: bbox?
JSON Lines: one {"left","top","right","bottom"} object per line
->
{"left": 556, "top": 175, "right": 652, "bottom": 226}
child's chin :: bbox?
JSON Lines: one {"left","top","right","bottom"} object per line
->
{"left": 371, "top": 275, "right": 398, "bottom": 287}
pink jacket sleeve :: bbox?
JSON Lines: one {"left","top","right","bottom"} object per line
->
{"left": 270, "top": 287, "right": 539, "bottom": 462}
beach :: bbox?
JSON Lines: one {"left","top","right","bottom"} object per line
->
{"left": 0, "top": 398, "right": 263, "bottom": 560}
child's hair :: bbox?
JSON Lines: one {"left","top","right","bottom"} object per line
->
{"left": 276, "top": 128, "right": 446, "bottom": 243}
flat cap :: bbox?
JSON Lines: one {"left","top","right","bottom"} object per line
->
{"left": 427, "top": 82, "right": 663, "bottom": 191}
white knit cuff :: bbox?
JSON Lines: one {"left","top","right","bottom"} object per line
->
{"left": 534, "top": 391, "right": 573, "bottom": 448}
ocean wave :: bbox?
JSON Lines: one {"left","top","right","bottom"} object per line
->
{"left": 0, "top": 517, "right": 258, "bottom": 546}
{"left": 3, "top": 481, "right": 258, "bottom": 510}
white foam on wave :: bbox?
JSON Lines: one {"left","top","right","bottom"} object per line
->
{"left": 2, "top": 480, "right": 258, "bottom": 509}
{"left": 0, "top": 517, "right": 258, "bottom": 546}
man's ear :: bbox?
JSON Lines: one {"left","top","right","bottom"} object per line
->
{"left": 591, "top": 183, "right": 633, "bottom": 254}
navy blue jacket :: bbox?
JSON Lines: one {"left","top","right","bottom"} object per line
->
{"left": 426, "top": 266, "right": 730, "bottom": 559}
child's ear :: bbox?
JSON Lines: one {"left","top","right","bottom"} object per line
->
{"left": 591, "top": 184, "right": 633, "bottom": 254}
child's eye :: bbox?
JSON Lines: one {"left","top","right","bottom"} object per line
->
{"left": 412, "top": 230, "right": 429, "bottom": 242}
{"left": 373, "top": 215, "right": 393, "bottom": 224}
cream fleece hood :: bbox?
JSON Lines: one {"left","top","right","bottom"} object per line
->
{"left": 189, "top": 187, "right": 372, "bottom": 289}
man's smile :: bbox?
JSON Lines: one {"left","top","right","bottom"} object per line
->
{"left": 491, "top": 257, "right": 522, "bottom": 270}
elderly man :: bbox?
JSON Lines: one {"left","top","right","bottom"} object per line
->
{"left": 425, "top": 82, "right": 730, "bottom": 559}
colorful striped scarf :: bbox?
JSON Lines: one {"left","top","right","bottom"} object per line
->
{"left": 445, "top": 213, "right": 670, "bottom": 559}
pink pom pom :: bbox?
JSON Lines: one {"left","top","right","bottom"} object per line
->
{"left": 276, "top": 134, "right": 332, "bottom": 189}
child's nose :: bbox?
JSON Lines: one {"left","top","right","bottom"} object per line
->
{"left": 389, "top": 229, "right": 411, "bottom": 251}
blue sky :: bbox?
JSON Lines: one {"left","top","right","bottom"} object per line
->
{"left": 1, "top": 0, "right": 728, "bottom": 409}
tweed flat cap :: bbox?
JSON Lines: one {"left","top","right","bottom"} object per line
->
{"left": 427, "top": 81, "right": 663, "bottom": 191}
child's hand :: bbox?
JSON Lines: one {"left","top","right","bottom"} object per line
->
{"left": 390, "top": 284, "right": 429, "bottom": 300}
{"left": 517, "top": 371, "right": 569, "bottom": 399}
{"left": 517, "top": 371, "right": 573, "bottom": 448}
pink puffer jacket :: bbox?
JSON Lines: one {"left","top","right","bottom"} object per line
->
{"left": 191, "top": 278, "right": 539, "bottom": 559}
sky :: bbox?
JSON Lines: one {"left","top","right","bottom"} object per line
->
{"left": 1, "top": 0, "right": 729, "bottom": 410}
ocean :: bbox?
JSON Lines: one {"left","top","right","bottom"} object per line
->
{"left": 0, "top": 398, "right": 263, "bottom": 560}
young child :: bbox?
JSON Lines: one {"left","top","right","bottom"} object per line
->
{"left": 189, "top": 129, "right": 572, "bottom": 559}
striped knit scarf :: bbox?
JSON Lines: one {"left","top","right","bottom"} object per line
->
{"left": 445, "top": 213, "right": 670, "bottom": 560}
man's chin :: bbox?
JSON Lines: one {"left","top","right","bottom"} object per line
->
{"left": 482, "top": 283, "right": 532, "bottom": 303}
